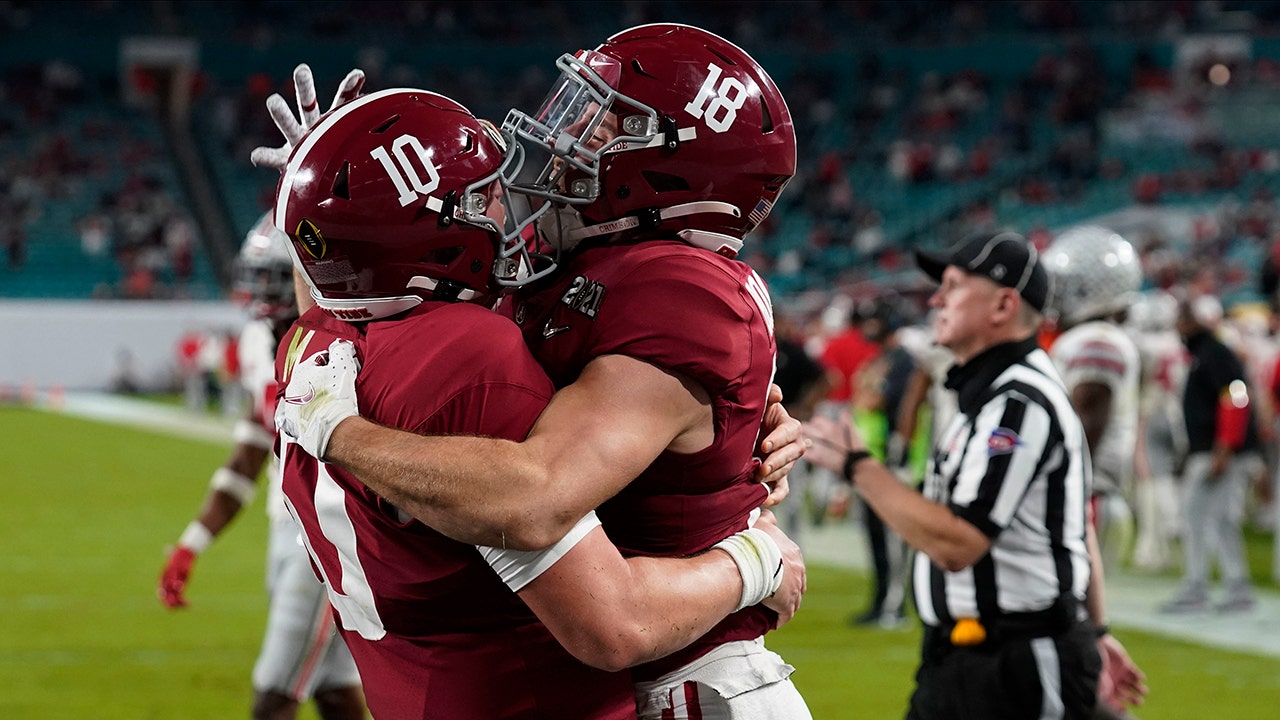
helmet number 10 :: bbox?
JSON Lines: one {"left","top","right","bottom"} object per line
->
{"left": 684, "top": 63, "right": 748, "bottom": 134}
{"left": 370, "top": 134, "right": 442, "bottom": 207}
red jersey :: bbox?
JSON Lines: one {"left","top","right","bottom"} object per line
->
{"left": 277, "top": 304, "right": 634, "bottom": 720}
{"left": 819, "top": 326, "right": 879, "bottom": 403}
{"left": 503, "top": 239, "right": 777, "bottom": 680}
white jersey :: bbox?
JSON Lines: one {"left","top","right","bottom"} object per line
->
{"left": 1050, "top": 321, "right": 1141, "bottom": 495}
{"left": 1134, "top": 328, "right": 1189, "bottom": 474}
{"left": 237, "top": 318, "right": 289, "bottom": 523}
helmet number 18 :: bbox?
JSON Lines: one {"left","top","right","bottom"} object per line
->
{"left": 370, "top": 134, "right": 442, "bottom": 207}
{"left": 684, "top": 63, "right": 748, "bottom": 134}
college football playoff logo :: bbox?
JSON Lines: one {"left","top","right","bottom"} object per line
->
{"left": 296, "top": 218, "right": 327, "bottom": 259}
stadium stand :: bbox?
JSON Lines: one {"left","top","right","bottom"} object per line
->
{"left": 7, "top": 1, "right": 1280, "bottom": 312}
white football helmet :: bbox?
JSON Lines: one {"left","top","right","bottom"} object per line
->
{"left": 1043, "top": 225, "right": 1142, "bottom": 326}
{"left": 234, "top": 211, "right": 297, "bottom": 321}
{"left": 1125, "top": 290, "right": 1178, "bottom": 333}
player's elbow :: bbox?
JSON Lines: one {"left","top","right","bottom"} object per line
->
{"left": 559, "top": 626, "right": 652, "bottom": 672}
{"left": 495, "top": 510, "right": 583, "bottom": 552}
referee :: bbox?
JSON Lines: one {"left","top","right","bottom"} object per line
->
{"left": 807, "top": 230, "right": 1102, "bottom": 719}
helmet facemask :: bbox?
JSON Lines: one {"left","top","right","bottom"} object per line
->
{"left": 499, "top": 25, "right": 797, "bottom": 265}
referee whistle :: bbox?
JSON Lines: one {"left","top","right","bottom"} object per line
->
{"left": 950, "top": 617, "right": 987, "bottom": 646}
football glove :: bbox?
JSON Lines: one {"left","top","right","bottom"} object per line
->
{"left": 158, "top": 546, "right": 197, "bottom": 609}
{"left": 275, "top": 339, "right": 361, "bottom": 459}
{"left": 250, "top": 63, "right": 366, "bottom": 170}
{"left": 158, "top": 521, "right": 212, "bottom": 609}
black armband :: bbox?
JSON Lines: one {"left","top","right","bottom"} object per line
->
{"left": 842, "top": 449, "right": 872, "bottom": 484}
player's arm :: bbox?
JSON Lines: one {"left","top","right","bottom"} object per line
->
{"left": 485, "top": 511, "right": 803, "bottom": 671}
{"left": 1069, "top": 381, "right": 1113, "bottom": 456}
{"left": 316, "top": 352, "right": 706, "bottom": 549}
{"left": 804, "top": 410, "right": 991, "bottom": 570}
{"left": 158, "top": 410, "right": 268, "bottom": 608}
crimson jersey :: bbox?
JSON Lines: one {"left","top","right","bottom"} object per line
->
{"left": 503, "top": 238, "right": 778, "bottom": 680}
{"left": 276, "top": 304, "right": 634, "bottom": 720}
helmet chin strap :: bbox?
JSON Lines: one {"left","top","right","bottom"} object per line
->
{"left": 406, "top": 276, "right": 485, "bottom": 303}
{"left": 548, "top": 201, "right": 744, "bottom": 257}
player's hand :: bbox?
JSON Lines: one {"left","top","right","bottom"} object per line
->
{"left": 1098, "top": 633, "right": 1148, "bottom": 711}
{"left": 251, "top": 64, "right": 366, "bottom": 170}
{"left": 755, "top": 510, "right": 805, "bottom": 628}
{"left": 158, "top": 546, "right": 197, "bottom": 609}
{"left": 802, "top": 410, "right": 867, "bottom": 476}
{"left": 275, "top": 339, "right": 361, "bottom": 459}
{"left": 756, "top": 384, "right": 808, "bottom": 506}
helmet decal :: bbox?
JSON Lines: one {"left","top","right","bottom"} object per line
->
{"left": 296, "top": 218, "right": 327, "bottom": 259}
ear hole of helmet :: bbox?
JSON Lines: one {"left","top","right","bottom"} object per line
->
{"left": 642, "top": 170, "right": 690, "bottom": 193}
{"left": 761, "top": 101, "right": 774, "bottom": 133}
{"left": 422, "top": 245, "right": 465, "bottom": 266}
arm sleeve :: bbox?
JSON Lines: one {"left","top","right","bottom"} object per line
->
{"left": 1216, "top": 394, "right": 1250, "bottom": 449}
{"left": 1209, "top": 344, "right": 1251, "bottom": 450}
{"left": 477, "top": 512, "right": 602, "bottom": 592}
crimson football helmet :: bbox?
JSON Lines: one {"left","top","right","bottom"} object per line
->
{"left": 233, "top": 210, "right": 297, "bottom": 321}
{"left": 502, "top": 23, "right": 796, "bottom": 262}
{"left": 275, "top": 88, "right": 541, "bottom": 322}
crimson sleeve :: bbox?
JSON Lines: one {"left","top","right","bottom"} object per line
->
{"left": 1215, "top": 395, "right": 1250, "bottom": 450}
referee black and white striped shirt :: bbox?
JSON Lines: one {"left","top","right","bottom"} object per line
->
{"left": 914, "top": 335, "right": 1092, "bottom": 628}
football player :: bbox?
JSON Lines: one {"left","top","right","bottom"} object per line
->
{"left": 271, "top": 87, "right": 802, "bottom": 720}
{"left": 272, "top": 25, "right": 813, "bottom": 719}
{"left": 157, "top": 211, "right": 365, "bottom": 720}
{"left": 1044, "top": 225, "right": 1149, "bottom": 719}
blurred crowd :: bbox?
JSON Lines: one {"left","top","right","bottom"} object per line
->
{"left": 11, "top": 1, "right": 1280, "bottom": 307}
{"left": 0, "top": 55, "right": 204, "bottom": 299}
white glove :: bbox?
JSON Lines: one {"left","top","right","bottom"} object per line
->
{"left": 250, "top": 64, "right": 366, "bottom": 170}
{"left": 275, "top": 339, "right": 361, "bottom": 459}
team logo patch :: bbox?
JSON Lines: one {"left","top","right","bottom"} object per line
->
{"left": 987, "top": 427, "right": 1020, "bottom": 455}
{"left": 560, "top": 275, "right": 606, "bottom": 318}
{"left": 296, "top": 218, "right": 327, "bottom": 259}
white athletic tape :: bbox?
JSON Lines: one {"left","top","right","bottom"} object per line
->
{"left": 233, "top": 418, "right": 274, "bottom": 450}
{"left": 714, "top": 527, "right": 784, "bottom": 612}
{"left": 179, "top": 521, "right": 214, "bottom": 555}
{"left": 210, "top": 467, "right": 258, "bottom": 506}
{"left": 478, "top": 512, "right": 602, "bottom": 592}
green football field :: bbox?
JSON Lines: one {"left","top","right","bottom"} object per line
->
{"left": 3, "top": 405, "right": 1279, "bottom": 719}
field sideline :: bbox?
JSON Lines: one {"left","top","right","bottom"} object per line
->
{"left": 3, "top": 399, "right": 1279, "bottom": 719}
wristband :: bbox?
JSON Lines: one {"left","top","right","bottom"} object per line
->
{"left": 210, "top": 467, "right": 257, "bottom": 505}
{"left": 232, "top": 418, "right": 274, "bottom": 450}
{"left": 1094, "top": 623, "right": 1111, "bottom": 638}
{"left": 178, "top": 521, "right": 214, "bottom": 555}
{"left": 713, "top": 527, "right": 784, "bottom": 612}
{"left": 843, "top": 449, "right": 872, "bottom": 484}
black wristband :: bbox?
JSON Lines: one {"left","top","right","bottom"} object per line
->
{"left": 1094, "top": 623, "right": 1111, "bottom": 638}
{"left": 843, "top": 449, "right": 872, "bottom": 484}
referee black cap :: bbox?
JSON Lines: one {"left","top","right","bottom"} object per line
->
{"left": 915, "top": 230, "right": 1052, "bottom": 313}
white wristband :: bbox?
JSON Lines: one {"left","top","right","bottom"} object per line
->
{"left": 713, "top": 527, "right": 784, "bottom": 612}
{"left": 233, "top": 418, "right": 274, "bottom": 450}
{"left": 210, "top": 467, "right": 257, "bottom": 505}
{"left": 178, "top": 521, "right": 214, "bottom": 555}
